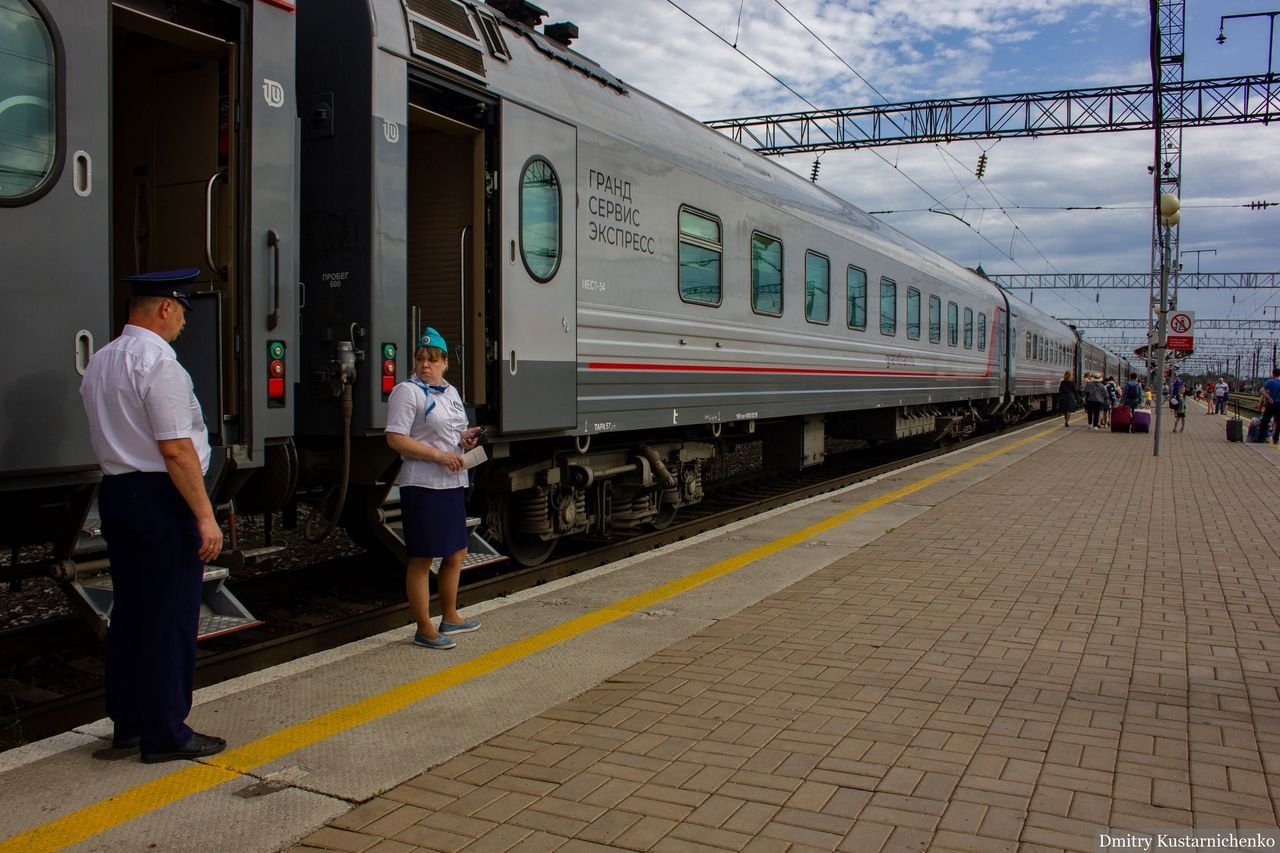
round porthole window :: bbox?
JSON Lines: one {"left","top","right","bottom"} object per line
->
{"left": 519, "top": 157, "right": 561, "bottom": 282}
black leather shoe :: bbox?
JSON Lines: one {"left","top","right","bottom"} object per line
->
{"left": 140, "top": 733, "right": 227, "bottom": 764}
{"left": 111, "top": 735, "right": 141, "bottom": 750}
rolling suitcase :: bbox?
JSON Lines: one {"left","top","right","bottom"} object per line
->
{"left": 1131, "top": 409, "right": 1151, "bottom": 433}
{"left": 1227, "top": 417, "right": 1244, "bottom": 442}
{"left": 1110, "top": 405, "right": 1132, "bottom": 433}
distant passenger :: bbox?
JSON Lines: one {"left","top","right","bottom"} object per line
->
{"left": 1214, "top": 377, "right": 1230, "bottom": 415}
{"left": 1058, "top": 370, "right": 1079, "bottom": 428}
{"left": 1102, "top": 376, "right": 1120, "bottom": 427}
{"left": 79, "top": 269, "right": 227, "bottom": 763}
{"left": 385, "top": 327, "right": 484, "bottom": 650}
{"left": 1082, "top": 373, "right": 1109, "bottom": 430}
{"left": 1260, "top": 368, "right": 1280, "bottom": 445}
{"left": 1122, "top": 372, "right": 1143, "bottom": 411}
{"left": 1169, "top": 375, "right": 1187, "bottom": 432}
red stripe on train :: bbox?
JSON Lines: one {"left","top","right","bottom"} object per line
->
{"left": 584, "top": 362, "right": 990, "bottom": 379}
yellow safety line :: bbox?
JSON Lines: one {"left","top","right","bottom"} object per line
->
{"left": 1, "top": 425, "right": 1056, "bottom": 852}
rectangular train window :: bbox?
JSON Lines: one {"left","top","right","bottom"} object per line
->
{"left": 678, "top": 206, "right": 722, "bottom": 306}
{"left": 929, "top": 295, "right": 941, "bottom": 343}
{"left": 977, "top": 313, "right": 987, "bottom": 351}
{"left": 906, "top": 287, "right": 921, "bottom": 340}
{"left": 948, "top": 302, "right": 959, "bottom": 347}
{"left": 963, "top": 307, "right": 974, "bottom": 349}
{"left": 751, "top": 231, "right": 783, "bottom": 316}
{"left": 804, "top": 251, "right": 830, "bottom": 324}
{"left": 846, "top": 266, "right": 867, "bottom": 330}
{"left": 1033, "top": 334, "right": 1040, "bottom": 360}
{"left": 1025, "top": 332, "right": 1031, "bottom": 359}
{"left": 879, "top": 278, "right": 897, "bottom": 336}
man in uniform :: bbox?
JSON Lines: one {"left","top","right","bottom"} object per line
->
{"left": 80, "top": 269, "right": 226, "bottom": 763}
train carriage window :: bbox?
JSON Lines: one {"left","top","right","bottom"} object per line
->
{"left": 804, "top": 251, "right": 829, "bottom": 324}
{"left": 963, "top": 307, "right": 974, "bottom": 349}
{"left": 879, "top": 278, "right": 897, "bottom": 336}
{"left": 846, "top": 266, "right": 867, "bottom": 330}
{"left": 977, "top": 313, "right": 987, "bottom": 351}
{"left": 750, "top": 231, "right": 783, "bottom": 316}
{"left": 519, "top": 157, "right": 562, "bottom": 281}
{"left": 677, "top": 206, "right": 722, "bottom": 306}
{"left": 1033, "top": 334, "right": 1040, "bottom": 360}
{"left": 1025, "top": 332, "right": 1031, "bottom": 359}
{"left": 948, "top": 302, "right": 959, "bottom": 347}
{"left": 906, "top": 287, "right": 920, "bottom": 340}
{"left": 928, "top": 295, "right": 941, "bottom": 343}
{"left": 0, "top": 0, "right": 59, "bottom": 204}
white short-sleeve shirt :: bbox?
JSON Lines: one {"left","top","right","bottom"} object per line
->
{"left": 385, "top": 379, "right": 469, "bottom": 490}
{"left": 80, "top": 325, "right": 211, "bottom": 475}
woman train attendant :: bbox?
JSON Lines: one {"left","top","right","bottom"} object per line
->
{"left": 1058, "top": 371, "right": 1080, "bottom": 428}
{"left": 385, "top": 328, "right": 484, "bottom": 650}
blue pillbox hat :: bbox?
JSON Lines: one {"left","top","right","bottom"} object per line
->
{"left": 121, "top": 267, "right": 200, "bottom": 310}
{"left": 417, "top": 326, "right": 448, "bottom": 354}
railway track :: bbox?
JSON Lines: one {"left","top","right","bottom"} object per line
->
{"left": 0, "top": 416, "right": 1049, "bottom": 749}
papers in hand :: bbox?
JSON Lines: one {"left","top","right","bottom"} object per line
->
{"left": 462, "top": 446, "right": 488, "bottom": 469}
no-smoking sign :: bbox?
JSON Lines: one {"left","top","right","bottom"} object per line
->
{"left": 1167, "top": 311, "right": 1195, "bottom": 351}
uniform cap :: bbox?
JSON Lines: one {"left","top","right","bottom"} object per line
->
{"left": 417, "top": 326, "right": 448, "bottom": 354}
{"left": 122, "top": 268, "right": 199, "bottom": 310}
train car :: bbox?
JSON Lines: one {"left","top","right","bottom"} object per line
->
{"left": 0, "top": 0, "right": 297, "bottom": 627}
{"left": 1, "top": 0, "right": 1136, "bottom": 612}
{"left": 290, "top": 0, "right": 1123, "bottom": 565}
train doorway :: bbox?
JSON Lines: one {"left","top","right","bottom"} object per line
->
{"left": 406, "top": 104, "right": 487, "bottom": 406}
{"left": 111, "top": 2, "right": 242, "bottom": 445}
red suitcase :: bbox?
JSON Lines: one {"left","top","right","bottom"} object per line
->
{"left": 1110, "top": 405, "right": 1132, "bottom": 432}
{"left": 1131, "top": 409, "right": 1151, "bottom": 433}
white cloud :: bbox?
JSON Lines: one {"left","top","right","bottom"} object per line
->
{"left": 547, "top": 0, "right": 1280, "bottom": 330}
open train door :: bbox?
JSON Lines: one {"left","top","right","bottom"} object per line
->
{"left": 498, "top": 101, "right": 577, "bottom": 433}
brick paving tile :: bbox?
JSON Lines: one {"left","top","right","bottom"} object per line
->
{"left": 390, "top": 823, "right": 471, "bottom": 853}
{"left": 662, "top": 820, "right": 757, "bottom": 851}
{"left": 471, "top": 791, "right": 539, "bottom": 823}
{"left": 363, "top": 841, "right": 418, "bottom": 853}
{"left": 358, "top": 805, "right": 431, "bottom": 839}
{"left": 296, "top": 827, "right": 378, "bottom": 852}
{"left": 330, "top": 798, "right": 404, "bottom": 832}
{"left": 609, "top": 815, "right": 678, "bottom": 850}
{"left": 574, "top": 810, "right": 642, "bottom": 845}
{"left": 505, "top": 830, "right": 571, "bottom": 852}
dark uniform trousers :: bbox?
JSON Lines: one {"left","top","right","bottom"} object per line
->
{"left": 98, "top": 472, "right": 203, "bottom": 753}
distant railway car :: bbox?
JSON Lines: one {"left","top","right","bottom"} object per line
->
{"left": 0, "top": 0, "right": 1135, "bottom": 619}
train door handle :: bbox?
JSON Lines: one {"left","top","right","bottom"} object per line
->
{"left": 267, "top": 230, "right": 282, "bottom": 331}
{"left": 205, "top": 170, "right": 228, "bottom": 277}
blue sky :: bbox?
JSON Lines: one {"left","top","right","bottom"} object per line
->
{"left": 549, "top": 0, "right": 1280, "bottom": 372}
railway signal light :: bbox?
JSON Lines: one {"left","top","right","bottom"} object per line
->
{"left": 267, "top": 340, "right": 286, "bottom": 406}
{"left": 381, "top": 342, "right": 397, "bottom": 397}
{"left": 974, "top": 153, "right": 988, "bottom": 179}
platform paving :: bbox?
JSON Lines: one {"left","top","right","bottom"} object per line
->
{"left": 289, "top": 409, "right": 1280, "bottom": 852}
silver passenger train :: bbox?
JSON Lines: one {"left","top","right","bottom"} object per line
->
{"left": 0, "top": 0, "right": 1132, "bottom": 618}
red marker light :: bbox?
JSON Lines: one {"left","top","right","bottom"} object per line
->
{"left": 381, "top": 375, "right": 395, "bottom": 394}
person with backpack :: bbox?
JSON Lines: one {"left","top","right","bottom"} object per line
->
{"left": 1169, "top": 374, "right": 1187, "bottom": 433}
{"left": 1082, "top": 373, "right": 1110, "bottom": 430}
{"left": 1260, "top": 367, "right": 1280, "bottom": 445}
{"left": 1122, "top": 372, "right": 1143, "bottom": 411}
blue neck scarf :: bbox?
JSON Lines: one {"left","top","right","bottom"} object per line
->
{"left": 409, "top": 375, "right": 448, "bottom": 418}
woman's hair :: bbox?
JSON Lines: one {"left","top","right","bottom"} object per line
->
{"left": 1063, "top": 370, "right": 1072, "bottom": 380}
{"left": 415, "top": 345, "right": 447, "bottom": 363}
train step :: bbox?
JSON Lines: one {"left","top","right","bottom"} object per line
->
{"left": 374, "top": 487, "right": 507, "bottom": 573}
{"left": 70, "top": 566, "right": 263, "bottom": 641}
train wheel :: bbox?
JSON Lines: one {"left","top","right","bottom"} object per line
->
{"left": 649, "top": 501, "right": 678, "bottom": 530}
{"left": 504, "top": 530, "right": 556, "bottom": 567}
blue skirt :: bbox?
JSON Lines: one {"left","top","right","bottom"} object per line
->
{"left": 400, "top": 486, "right": 468, "bottom": 558}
